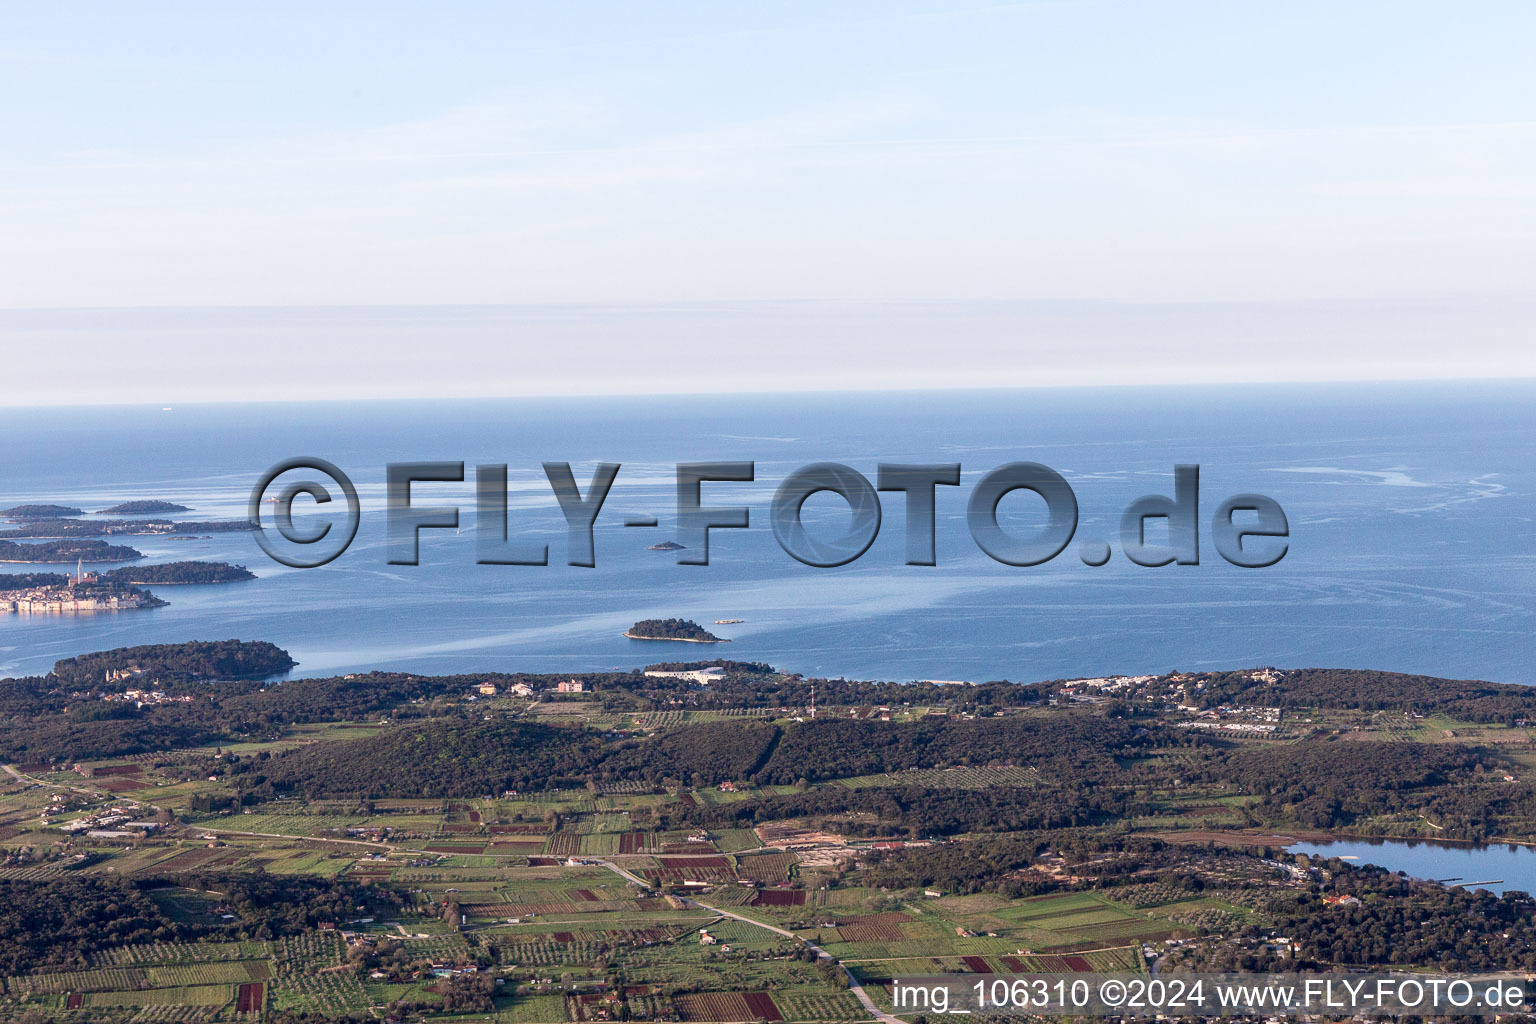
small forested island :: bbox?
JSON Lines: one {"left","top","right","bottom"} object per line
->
{"left": 0, "top": 503, "right": 82, "bottom": 519}
{"left": 98, "top": 561, "right": 255, "bottom": 585}
{"left": 4, "top": 518, "right": 170, "bottom": 538}
{"left": 52, "top": 639, "right": 297, "bottom": 684}
{"left": 647, "top": 540, "right": 686, "bottom": 551}
{"left": 95, "top": 500, "right": 191, "bottom": 515}
{"left": 182, "top": 519, "right": 258, "bottom": 533}
{"left": 624, "top": 617, "right": 729, "bottom": 642}
{"left": 0, "top": 538, "right": 141, "bottom": 563}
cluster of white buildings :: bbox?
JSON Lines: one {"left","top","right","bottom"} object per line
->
{"left": 642, "top": 666, "right": 725, "bottom": 685}
{"left": 103, "top": 688, "right": 195, "bottom": 707}
{"left": 61, "top": 807, "right": 161, "bottom": 839}
{"left": 0, "top": 586, "right": 156, "bottom": 613}
{"left": 467, "top": 679, "right": 585, "bottom": 700}
{"left": 1176, "top": 705, "right": 1282, "bottom": 734}
{"left": 474, "top": 681, "right": 534, "bottom": 697}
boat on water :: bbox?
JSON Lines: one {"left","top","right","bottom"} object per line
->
{"left": 713, "top": 618, "right": 744, "bottom": 624}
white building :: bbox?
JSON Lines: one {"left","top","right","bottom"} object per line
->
{"left": 643, "top": 667, "right": 725, "bottom": 685}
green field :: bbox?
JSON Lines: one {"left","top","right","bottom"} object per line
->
{"left": 11, "top": 672, "right": 1509, "bottom": 1024}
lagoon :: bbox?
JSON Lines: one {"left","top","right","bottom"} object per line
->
{"left": 1289, "top": 838, "right": 1536, "bottom": 896}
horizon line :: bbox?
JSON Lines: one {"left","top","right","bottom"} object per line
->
{"left": 2, "top": 375, "right": 1533, "bottom": 412}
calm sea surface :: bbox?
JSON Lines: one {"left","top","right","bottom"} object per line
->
{"left": 0, "top": 383, "right": 1531, "bottom": 684}
{"left": 1289, "top": 838, "right": 1536, "bottom": 896}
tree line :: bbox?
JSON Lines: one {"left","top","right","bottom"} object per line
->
{"left": 0, "top": 872, "right": 402, "bottom": 975}
{"left": 52, "top": 639, "right": 296, "bottom": 685}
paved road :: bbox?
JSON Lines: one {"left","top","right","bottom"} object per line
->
{"left": 196, "top": 826, "right": 392, "bottom": 850}
{"left": 3, "top": 763, "right": 102, "bottom": 796}
{"left": 593, "top": 858, "right": 651, "bottom": 887}
{"left": 0, "top": 767, "right": 398, "bottom": 853}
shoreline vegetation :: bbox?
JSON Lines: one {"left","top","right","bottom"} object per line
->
{"left": 1156, "top": 827, "right": 1536, "bottom": 850}
{"left": 624, "top": 617, "right": 729, "bottom": 642}
{"left": 100, "top": 561, "right": 255, "bottom": 585}
{"left": 95, "top": 500, "right": 191, "bottom": 515}
{"left": 0, "top": 504, "right": 83, "bottom": 519}
{"left": 51, "top": 639, "right": 297, "bottom": 683}
{"left": 1, "top": 497, "right": 253, "bottom": 538}
{"left": 0, "top": 562, "right": 253, "bottom": 589}
{"left": 0, "top": 538, "right": 142, "bottom": 563}
{"left": 1, "top": 518, "right": 255, "bottom": 538}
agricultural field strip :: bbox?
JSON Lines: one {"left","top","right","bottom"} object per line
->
{"left": 82, "top": 982, "right": 236, "bottom": 1007}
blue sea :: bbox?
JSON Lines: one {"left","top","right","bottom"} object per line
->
{"left": 0, "top": 382, "right": 1532, "bottom": 684}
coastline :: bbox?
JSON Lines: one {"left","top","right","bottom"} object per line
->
{"left": 0, "top": 562, "right": 138, "bottom": 566}
{"left": 1156, "top": 828, "right": 1536, "bottom": 850}
{"left": 109, "top": 578, "right": 251, "bottom": 586}
{"left": 622, "top": 631, "right": 729, "bottom": 643}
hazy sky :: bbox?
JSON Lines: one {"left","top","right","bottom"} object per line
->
{"left": 2, "top": 2, "right": 1533, "bottom": 404}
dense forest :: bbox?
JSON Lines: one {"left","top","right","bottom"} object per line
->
{"left": 601, "top": 669, "right": 1042, "bottom": 713}
{"left": 0, "top": 873, "right": 402, "bottom": 974}
{"left": 0, "top": 504, "right": 82, "bottom": 519}
{"left": 260, "top": 720, "right": 615, "bottom": 798}
{"left": 753, "top": 715, "right": 1182, "bottom": 784}
{"left": 0, "top": 538, "right": 142, "bottom": 562}
{"left": 254, "top": 715, "right": 1180, "bottom": 801}
{"left": 861, "top": 834, "right": 1053, "bottom": 895}
{"left": 1195, "top": 740, "right": 1489, "bottom": 827}
{"left": 592, "top": 719, "right": 781, "bottom": 786}
{"left": 0, "top": 572, "right": 68, "bottom": 589}
{"left": 643, "top": 658, "right": 775, "bottom": 674}
{"left": 99, "top": 561, "right": 255, "bottom": 585}
{"left": 2, "top": 518, "right": 171, "bottom": 538}
{"left": 0, "top": 712, "right": 224, "bottom": 763}
{"left": 0, "top": 875, "right": 175, "bottom": 974}
{"left": 52, "top": 640, "right": 296, "bottom": 685}
{"left": 1274, "top": 867, "right": 1536, "bottom": 971}
{"left": 260, "top": 719, "right": 782, "bottom": 798}
{"left": 668, "top": 783, "right": 1136, "bottom": 837}
{"left": 626, "top": 618, "right": 725, "bottom": 642}
{"left": 247, "top": 714, "right": 1187, "bottom": 831}
{"left": 0, "top": 669, "right": 570, "bottom": 762}
{"left": 96, "top": 500, "right": 191, "bottom": 514}
{"left": 1194, "top": 667, "right": 1536, "bottom": 722}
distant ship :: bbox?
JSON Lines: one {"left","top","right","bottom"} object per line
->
{"left": 647, "top": 540, "right": 685, "bottom": 551}
{"left": 713, "top": 618, "right": 744, "bottom": 624}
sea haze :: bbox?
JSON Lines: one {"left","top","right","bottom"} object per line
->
{"left": 0, "top": 382, "right": 1531, "bottom": 684}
